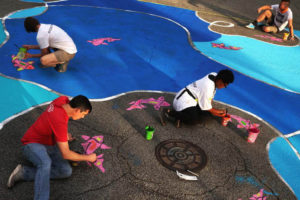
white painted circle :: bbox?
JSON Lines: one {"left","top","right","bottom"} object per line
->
{"left": 210, "top": 21, "right": 234, "bottom": 28}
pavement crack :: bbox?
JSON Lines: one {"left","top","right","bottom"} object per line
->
{"left": 73, "top": 172, "right": 128, "bottom": 198}
{"left": 224, "top": 137, "right": 280, "bottom": 199}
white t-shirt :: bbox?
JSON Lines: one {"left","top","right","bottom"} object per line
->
{"left": 37, "top": 24, "right": 77, "bottom": 54}
{"left": 271, "top": 4, "right": 293, "bottom": 31}
{"left": 173, "top": 73, "right": 216, "bottom": 111}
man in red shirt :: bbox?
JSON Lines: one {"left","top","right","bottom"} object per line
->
{"left": 7, "top": 95, "right": 96, "bottom": 200}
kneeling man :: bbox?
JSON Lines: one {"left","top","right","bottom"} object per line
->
{"left": 161, "top": 69, "right": 234, "bottom": 128}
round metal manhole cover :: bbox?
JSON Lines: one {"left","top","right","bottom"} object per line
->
{"left": 155, "top": 139, "right": 207, "bottom": 172}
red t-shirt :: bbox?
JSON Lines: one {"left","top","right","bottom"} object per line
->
{"left": 21, "top": 96, "right": 70, "bottom": 146}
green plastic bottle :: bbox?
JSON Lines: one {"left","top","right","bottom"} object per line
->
{"left": 145, "top": 126, "right": 155, "bottom": 140}
{"left": 17, "top": 47, "right": 27, "bottom": 60}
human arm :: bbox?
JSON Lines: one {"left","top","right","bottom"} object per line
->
{"left": 209, "top": 108, "right": 226, "bottom": 117}
{"left": 257, "top": 5, "right": 272, "bottom": 13}
{"left": 25, "top": 32, "right": 51, "bottom": 59}
{"left": 24, "top": 48, "right": 50, "bottom": 59}
{"left": 288, "top": 19, "right": 295, "bottom": 40}
{"left": 22, "top": 45, "right": 40, "bottom": 50}
{"left": 57, "top": 141, "right": 97, "bottom": 162}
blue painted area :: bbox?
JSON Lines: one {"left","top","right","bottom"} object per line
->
{"left": 0, "top": 76, "right": 58, "bottom": 124}
{"left": 8, "top": 6, "right": 47, "bottom": 19}
{"left": 235, "top": 175, "right": 278, "bottom": 196}
{"left": 289, "top": 135, "right": 300, "bottom": 151}
{"left": 0, "top": 5, "right": 218, "bottom": 97}
{"left": 0, "top": 22, "right": 5, "bottom": 46}
{"left": 0, "top": 4, "right": 299, "bottom": 135}
{"left": 194, "top": 33, "right": 300, "bottom": 93}
{"left": 0, "top": 1, "right": 54, "bottom": 125}
{"left": 49, "top": 0, "right": 220, "bottom": 42}
{"left": 269, "top": 136, "right": 300, "bottom": 199}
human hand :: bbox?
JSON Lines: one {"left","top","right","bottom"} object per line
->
{"left": 219, "top": 109, "right": 227, "bottom": 117}
{"left": 87, "top": 153, "right": 97, "bottom": 163}
{"left": 67, "top": 133, "right": 76, "bottom": 141}
{"left": 23, "top": 53, "right": 32, "bottom": 60}
{"left": 289, "top": 36, "right": 295, "bottom": 41}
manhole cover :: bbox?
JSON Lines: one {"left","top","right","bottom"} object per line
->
{"left": 155, "top": 139, "right": 207, "bottom": 172}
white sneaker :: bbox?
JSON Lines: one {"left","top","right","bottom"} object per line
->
{"left": 7, "top": 164, "right": 23, "bottom": 188}
{"left": 245, "top": 23, "right": 255, "bottom": 29}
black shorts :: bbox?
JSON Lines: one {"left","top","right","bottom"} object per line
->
{"left": 265, "top": 12, "right": 279, "bottom": 33}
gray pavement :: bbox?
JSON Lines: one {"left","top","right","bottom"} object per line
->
{"left": 0, "top": 0, "right": 40, "bottom": 18}
{"left": 0, "top": 92, "right": 296, "bottom": 200}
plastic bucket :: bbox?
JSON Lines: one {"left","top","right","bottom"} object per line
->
{"left": 222, "top": 114, "right": 231, "bottom": 127}
{"left": 283, "top": 33, "right": 289, "bottom": 41}
{"left": 145, "top": 126, "right": 155, "bottom": 140}
{"left": 247, "top": 128, "right": 260, "bottom": 143}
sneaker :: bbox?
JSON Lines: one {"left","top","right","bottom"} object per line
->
{"left": 245, "top": 23, "right": 255, "bottom": 29}
{"left": 55, "top": 61, "right": 69, "bottom": 72}
{"left": 7, "top": 164, "right": 23, "bottom": 188}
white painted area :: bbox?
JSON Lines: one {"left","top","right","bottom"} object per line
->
{"left": 285, "top": 130, "right": 300, "bottom": 138}
{"left": 210, "top": 20, "right": 234, "bottom": 28}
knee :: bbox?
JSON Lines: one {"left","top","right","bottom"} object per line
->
{"left": 38, "top": 159, "right": 52, "bottom": 172}
{"left": 40, "top": 56, "right": 48, "bottom": 66}
{"left": 61, "top": 164, "right": 72, "bottom": 178}
{"left": 263, "top": 9, "right": 272, "bottom": 17}
{"left": 263, "top": 26, "right": 270, "bottom": 32}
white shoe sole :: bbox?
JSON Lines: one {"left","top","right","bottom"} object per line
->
{"left": 246, "top": 26, "right": 255, "bottom": 29}
{"left": 7, "top": 164, "right": 22, "bottom": 188}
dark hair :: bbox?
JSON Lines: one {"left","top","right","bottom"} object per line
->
{"left": 24, "top": 17, "right": 40, "bottom": 32}
{"left": 216, "top": 69, "right": 234, "bottom": 84}
{"left": 281, "top": 0, "right": 290, "bottom": 3}
{"left": 69, "top": 95, "right": 92, "bottom": 113}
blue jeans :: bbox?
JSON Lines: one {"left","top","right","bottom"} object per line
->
{"left": 22, "top": 143, "right": 72, "bottom": 200}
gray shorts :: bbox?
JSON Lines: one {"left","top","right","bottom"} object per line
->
{"left": 53, "top": 50, "right": 75, "bottom": 63}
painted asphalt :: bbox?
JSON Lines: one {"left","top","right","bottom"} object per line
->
{"left": 0, "top": 1, "right": 299, "bottom": 135}
{"left": 0, "top": 0, "right": 299, "bottom": 199}
{"left": 0, "top": 92, "right": 296, "bottom": 199}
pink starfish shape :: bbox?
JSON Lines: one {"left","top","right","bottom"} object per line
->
{"left": 127, "top": 96, "right": 170, "bottom": 111}
{"left": 87, "top": 37, "right": 121, "bottom": 46}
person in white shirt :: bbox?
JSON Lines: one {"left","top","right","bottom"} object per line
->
{"left": 160, "top": 70, "right": 234, "bottom": 128}
{"left": 22, "top": 17, "right": 77, "bottom": 72}
{"left": 246, "top": 0, "right": 294, "bottom": 40}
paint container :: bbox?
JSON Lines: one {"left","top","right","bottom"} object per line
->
{"left": 222, "top": 114, "right": 231, "bottom": 127}
{"left": 283, "top": 33, "right": 289, "bottom": 41}
{"left": 17, "top": 47, "right": 27, "bottom": 60}
{"left": 247, "top": 128, "right": 260, "bottom": 143}
{"left": 145, "top": 126, "right": 155, "bottom": 140}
